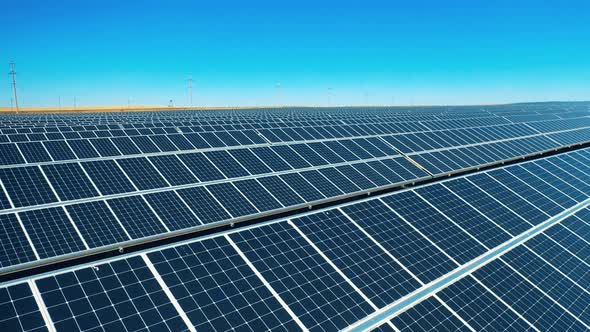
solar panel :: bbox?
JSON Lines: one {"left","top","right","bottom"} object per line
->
{"left": 2, "top": 104, "right": 590, "bottom": 331}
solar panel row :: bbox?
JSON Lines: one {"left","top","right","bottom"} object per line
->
{"left": 0, "top": 112, "right": 588, "bottom": 167}
{"left": 2, "top": 144, "right": 590, "bottom": 331}
{"left": 0, "top": 151, "right": 427, "bottom": 270}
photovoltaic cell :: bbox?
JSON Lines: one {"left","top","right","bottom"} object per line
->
{"left": 257, "top": 176, "right": 305, "bottom": 207}
{"left": 231, "top": 221, "right": 375, "bottom": 332}
{"left": 251, "top": 147, "right": 292, "bottom": 172}
{"left": 43, "top": 141, "right": 76, "bottom": 161}
{"left": 279, "top": 173, "right": 325, "bottom": 202}
{"left": 207, "top": 182, "right": 259, "bottom": 217}
{"left": 0, "top": 166, "right": 58, "bottom": 207}
{"left": 107, "top": 196, "right": 167, "bottom": 239}
{"left": 318, "top": 168, "right": 361, "bottom": 194}
{"left": 35, "top": 256, "right": 188, "bottom": 331}
{"left": 0, "top": 214, "right": 37, "bottom": 268}
{"left": 116, "top": 157, "right": 169, "bottom": 190}
{"left": 66, "top": 201, "right": 130, "bottom": 248}
{"left": 299, "top": 170, "right": 343, "bottom": 198}
{"left": 228, "top": 149, "right": 273, "bottom": 174}
{"left": 0, "top": 144, "right": 25, "bottom": 165}
{"left": 501, "top": 245, "right": 590, "bottom": 324}
{"left": 41, "top": 163, "right": 99, "bottom": 201}
{"left": 474, "top": 259, "right": 587, "bottom": 331}
{"left": 148, "top": 237, "right": 301, "bottom": 331}
{"left": 149, "top": 155, "right": 198, "bottom": 186}
{"left": 415, "top": 184, "right": 511, "bottom": 249}
{"left": 293, "top": 210, "right": 421, "bottom": 308}
{"left": 443, "top": 178, "right": 532, "bottom": 236}
{"left": 18, "top": 142, "right": 52, "bottom": 163}
{"left": 383, "top": 191, "right": 487, "bottom": 264}
{"left": 468, "top": 173, "right": 550, "bottom": 228}
{"left": 177, "top": 186, "right": 231, "bottom": 223}
{"left": 0, "top": 283, "right": 47, "bottom": 332}
{"left": 233, "top": 179, "right": 284, "bottom": 212}
{"left": 391, "top": 296, "right": 469, "bottom": 331}
{"left": 204, "top": 150, "right": 250, "bottom": 178}
{"left": 144, "top": 191, "right": 201, "bottom": 230}
{"left": 342, "top": 200, "right": 457, "bottom": 284}
{"left": 437, "top": 276, "right": 535, "bottom": 331}
{"left": 19, "top": 207, "right": 86, "bottom": 259}
{"left": 82, "top": 160, "right": 136, "bottom": 195}
{"left": 178, "top": 153, "right": 225, "bottom": 182}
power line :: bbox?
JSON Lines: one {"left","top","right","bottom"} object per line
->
{"left": 9, "top": 62, "right": 19, "bottom": 113}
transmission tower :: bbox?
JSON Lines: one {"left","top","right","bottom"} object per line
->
{"left": 9, "top": 62, "right": 19, "bottom": 112}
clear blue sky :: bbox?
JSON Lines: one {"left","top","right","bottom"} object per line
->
{"left": 2, "top": 0, "right": 589, "bottom": 107}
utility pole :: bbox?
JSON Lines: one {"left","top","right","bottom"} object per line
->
{"left": 327, "top": 87, "right": 332, "bottom": 107}
{"left": 187, "top": 75, "right": 193, "bottom": 107}
{"left": 9, "top": 62, "right": 19, "bottom": 113}
{"left": 58, "top": 96, "right": 61, "bottom": 110}
{"left": 74, "top": 96, "right": 77, "bottom": 110}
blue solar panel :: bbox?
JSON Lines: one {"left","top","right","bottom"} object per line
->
{"left": 415, "top": 184, "right": 512, "bottom": 249}
{"left": 293, "top": 210, "right": 421, "bottom": 308}
{"left": 342, "top": 199, "right": 458, "bottom": 283}
{"left": 144, "top": 191, "right": 201, "bottom": 231}
{"left": 148, "top": 237, "right": 301, "bottom": 331}
{"left": 0, "top": 144, "right": 25, "bottom": 165}
{"left": 207, "top": 182, "right": 259, "bottom": 217}
{"left": 3, "top": 104, "right": 590, "bottom": 331}
{"left": 149, "top": 155, "right": 198, "bottom": 186}
{"left": 18, "top": 142, "right": 52, "bottom": 163}
{"left": 391, "top": 297, "right": 470, "bottom": 331}
{"left": 66, "top": 201, "right": 130, "bottom": 248}
{"left": 251, "top": 147, "right": 293, "bottom": 172}
{"left": 257, "top": 176, "right": 305, "bottom": 207}
{"left": 82, "top": 160, "right": 136, "bottom": 195}
{"left": 0, "top": 166, "right": 58, "bottom": 207}
{"left": 116, "top": 157, "right": 169, "bottom": 190}
{"left": 0, "top": 283, "right": 47, "bottom": 332}
{"left": 233, "top": 179, "right": 284, "bottom": 212}
{"left": 41, "top": 163, "right": 99, "bottom": 201}
{"left": 474, "top": 259, "right": 587, "bottom": 331}
{"left": 19, "top": 207, "right": 86, "bottom": 259}
{"left": 177, "top": 186, "right": 231, "bottom": 223}
{"left": 68, "top": 139, "right": 100, "bottom": 158}
{"left": 299, "top": 170, "right": 343, "bottom": 198}
{"left": 271, "top": 145, "right": 312, "bottom": 169}
{"left": 501, "top": 246, "right": 590, "bottom": 324}
{"left": 35, "top": 256, "right": 188, "bottom": 331}
{"left": 437, "top": 276, "right": 536, "bottom": 331}
{"left": 443, "top": 178, "right": 532, "bottom": 236}
{"left": 204, "top": 150, "right": 250, "bottom": 178}
{"left": 178, "top": 153, "right": 225, "bottom": 181}
{"left": 382, "top": 191, "right": 487, "bottom": 264}
{"left": 318, "top": 168, "right": 361, "bottom": 194}
{"left": 468, "top": 173, "right": 548, "bottom": 226}
{"left": 0, "top": 214, "right": 37, "bottom": 268}
{"left": 279, "top": 173, "right": 325, "bottom": 202}
{"left": 89, "top": 138, "right": 121, "bottom": 157}
{"left": 107, "top": 196, "right": 167, "bottom": 239}
{"left": 230, "top": 221, "right": 375, "bottom": 332}
{"left": 43, "top": 141, "right": 76, "bottom": 161}
{"left": 228, "top": 149, "right": 273, "bottom": 174}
